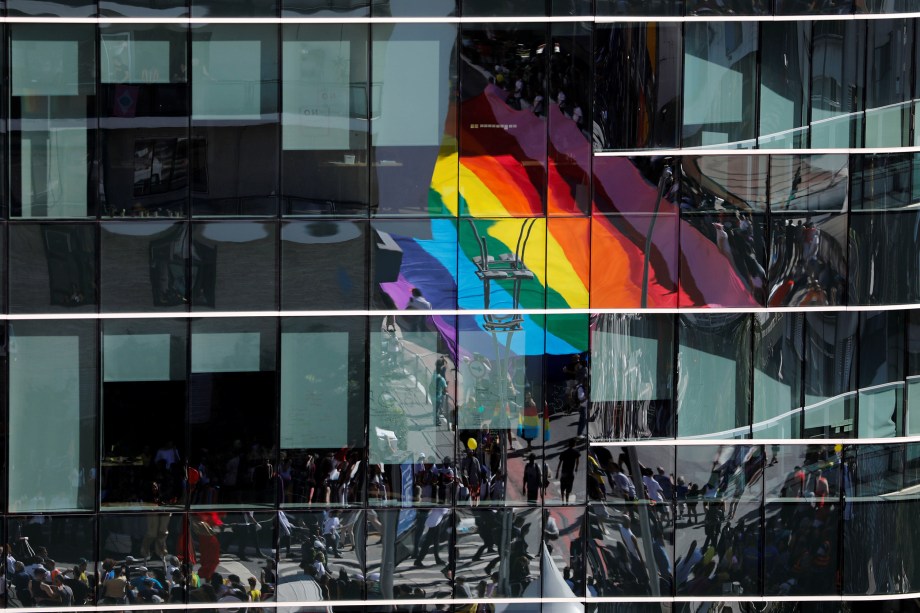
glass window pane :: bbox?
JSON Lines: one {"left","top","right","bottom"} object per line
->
{"left": 810, "top": 21, "right": 866, "bottom": 149}
{"left": 851, "top": 152, "right": 920, "bottom": 210}
{"left": 457, "top": 316, "right": 544, "bottom": 506}
{"left": 850, "top": 210, "right": 920, "bottom": 305}
{"left": 590, "top": 314, "right": 674, "bottom": 441}
{"left": 592, "top": 157, "right": 679, "bottom": 307}
{"left": 776, "top": 0, "right": 851, "bottom": 13}
{"left": 682, "top": 22, "right": 757, "bottom": 149}
{"left": 803, "top": 312, "right": 858, "bottom": 438}
{"left": 190, "top": 221, "right": 277, "bottom": 311}
{"left": 99, "top": 24, "right": 189, "bottom": 218}
{"left": 763, "top": 444, "right": 842, "bottom": 596}
{"left": 677, "top": 314, "right": 752, "bottom": 439}
{"left": 9, "top": 223, "right": 97, "bottom": 313}
{"left": 101, "top": 221, "right": 189, "bottom": 312}
{"left": 283, "top": 0, "right": 368, "bottom": 15}
{"left": 679, "top": 156, "right": 767, "bottom": 307}
{"left": 368, "top": 508, "right": 451, "bottom": 599}
{"left": 371, "top": 219, "right": 458, "bottom": 311}
{"left": 686, "top": 0, "right": 769, "bottom": 13}
{"left": 548, "top": 22, "right": 591, "bottom": 215}
{"left": 190, "top": 318, "right": 277, "bottom": 508}
{"left": 371, "top": 23, "right": 458, "bottom": 217}
{"left": 596, "top": 0, "right": 683, "bottom": 15}
{"left": 759, "top": 22, "right": 811, "bottom": 149}
{"left": 864, "top": 19, "right": 913, "bottom": 148}
{"left": 98, "top": 513, "right": 185, "bottom": 603}
{"left": 857, "top": 311, "right": 905, "bottom": 438}
{"left": 753, "top": 313, "right": 804, "bottom": 439}
{"left": 282, "top": 220, "right": 368, "bottom": 310}
{"left": 102, "top": 319, "right": 187, "bottom": 509}
{"left": 192, "top": 0, "right": 276, "bottom": 16}
{"left": 8, "top": 515, "right": 95, "bottom": 606}
{"left": 546, "top": 218, "right": 589, "bottom": 309}
{"left": 101, "top": 0, "right": 187, "bottom": 16}
{"left": 675, "top": 445, "right": 764, "bottom": 596}
{"left": 191, "top": 24, "right": 279, "bottom": 216}
{"left": 459, "top": 23, "right": 546, "bottom": 217}
{"left": 11, "top": 25, "right": 96, "bottom": 218}
{"left": 769, "top": 154, "right": 849, "bottom": 213}
{"left": 8, "top": 0, "right": 93, "bottom": 16}
{"left": 454, "top": 507, "right": 541, "bottom": 598}
{"left": 372, "top": 0, "right": 456, "bottom": 15}
{"left": 370, "top": 316, "right": 455, "bottom": 505}
{"left": 459, "top": 218, "right": 545, "bottom": 311}
{"left": 280, "top": 316, "right": 366, "bottom": 507}
{"left": 9, "top": 321, "right": 97, "bottom": 512}
{"left": 276, "top": 510, "right": 365, "bottom": 601}
{"left": 282, "top": 23, "right": 369, "bottom": 217}
{"left": 766, "top": 213, "right": 848, "bottom": 307}
{"left": 462, "top": 0, "right": 544, "bottom": 15}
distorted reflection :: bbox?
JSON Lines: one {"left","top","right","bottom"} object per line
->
{"left": 680, "top": 156, "right": 767, "bottom": 307}
{"left": 455, "top": 507, "right": 541, "bottom": 597}
{"left": 763, "top": 445, "right": 841, "bottom": 596}
{"left": 590, "top": 314, "right": 674, "bottom": 440}
{"left": 767, "top": 214, "right": 847, "bottom": 307}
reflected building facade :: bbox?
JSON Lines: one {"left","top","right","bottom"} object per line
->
{"left": 0, "top": 1, "right": 918, "bottom": 613}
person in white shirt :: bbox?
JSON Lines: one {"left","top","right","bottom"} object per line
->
{"left": 413, "top": 508, "right": 449, "bottom": 567}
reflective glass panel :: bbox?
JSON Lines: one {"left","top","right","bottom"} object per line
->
{"left": 759, "top": 22, "right": 811, "bottom": 149}
{"left": 281, "top": 317, "right": 367, "bottom": 508}
{"left": 454, "top": 507, "right": 541, "bottom": 598}
{"left": 686, "top": 0, "right": 769, "bottom": 14}
{"left": 803, "top": 312, "right": 858, "bottom": 438}
{"left": 459, "top": 23, "right": 546, "bottom": 217}
{"left": 189, "top": 318, "right": 277, "bottom": 508}
{"left": 9, "top": 223, "right": 97, "bottom": 313}
{"left": 7, "top": 515, "right": 95, "bottom": 606}
{"left": 457, "top": 315, "right": 545, "bottom": 506}
{"left": 8, "top": 0, "right": 93, "bottom": 16}
{"left": 461, "top": 0, "right": 544, "bottom": 15}
{"left": 810, "top": 21, "right": 866, "bottom": 148}
{"left": 864, "top": 19, "right": 913, "bottom": 148}
{"left": 371, "top": 219, "right": 458, "bottom": 311}
{"left": 679, "top": 155, "right": 767, "bottom": 307}
{"left": 371, "top": 0, "right": 456, "bottom": 15}
{"left": 190, "top": 221, "right": 277, "bottom": 311}
{"left": 371, "top": 23, "right": 458, "bottom": 217}
{"left": 283, "top": 0, "right": 369, "bottom": 15}
{"left": 9, "top": 321, "right": 96, "bottom": 512}
{"left": 99, "top": 24, "right": 189, "bottom": 218}
{"left": 546, "top": 217, "right": 589, "bottom": 309}
{"left": 674, "top": 445, "right": 763, "bottom": 596}
{"left": 590, "top": 314, "right": 674, "bottom": 441}
{"left": 458, "top": 218, "right": 545, "bottom": 311}
{"left": 101, "top": 319, "right": 187, "bottom": 509}
{"left": 548, "top": 22, "right": 591, "bottom": 215}
{"left": 682, "top": 22, "right": 757, "bottom": 149}
{"left": 851, "top": 153, "right": 920, "bottom": 210}
{"left": 100, "top": 221, "right": 189, "bottom": 312}
{"left": 586, "top": 499, "right": 674, "bottom": 597}
{"left": 543, "top": 315, "right": 588, "bottom": 506}
{"left": 857, "top": 311, "right": 905, "bottom": 438}
{"left": 775, "top": 0, "right": 851, "bottom": 13}
{"left": 10, "top": 25, "right": 96, "bottom": 218}
{"left": 281, "top": 220, "right": 368, "bottom": 311}
{"left": 753, "top": 313, "right": 804, "bottom": 439}
{"left": 192, "top": 0, "right": 276, "bottom": 16}
{"left": 769, "top": 154, "right": 849, "bottom": 213}
{"left": 277, "top": 510, "right": 365, "bottom": 601}
{"left": 766, "top": 213, "right": 848, "bottom": 307}
{"left": 97, "top": 513, "right": 186, "bottom": 604}
{"left": 191, "top": 24, "right": 279, "bottom": 216}
{"left": 100, "top": 0, "right": 187, "bottom": 16}
{"left": 677, "top": 314, "right": 752, "bottom": 439}
{"left": 282, "top": 23, "right": 369, "bottom": 216}
{"left": 544, "top": 507, "right": 586, "bottom": 596}
{"left": 367, "top": 508, "right": 451, "bottom": 599}
{"left": 594, "top": 23, "right": 681, "bottom": 151}
{"left": 595, "top": 0, "right": 683, "bottom": 15}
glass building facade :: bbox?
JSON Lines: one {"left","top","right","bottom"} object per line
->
{"left": 0, "top": 1, "right": 918, "bottom": 612}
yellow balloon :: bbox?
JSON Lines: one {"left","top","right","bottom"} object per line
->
{"left": 467, "top": 438, "right": 478, "bottom": 451}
